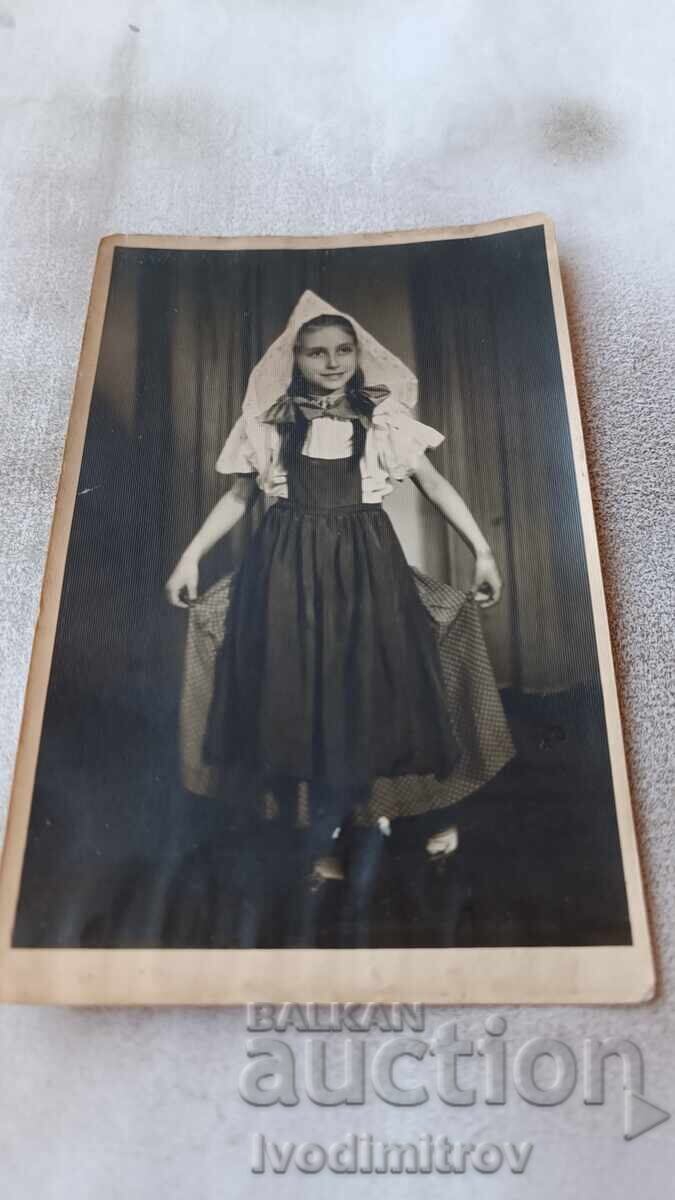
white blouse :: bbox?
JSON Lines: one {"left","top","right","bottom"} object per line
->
{"left": 216, "top": 407, "right": 444, "bottom": 503}
{"left": 300, "top": 415, "right": 356, "bottom": 459}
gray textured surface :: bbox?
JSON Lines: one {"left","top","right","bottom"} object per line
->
{"left": 0, "top": 1, "right": 673, "bottom": 1196}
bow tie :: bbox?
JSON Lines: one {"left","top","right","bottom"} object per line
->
{"left": 296, "top": 393, "right": 358, "bottom": 421}
{"left": 262, "top": 385, "right": 390, "bottom": 427}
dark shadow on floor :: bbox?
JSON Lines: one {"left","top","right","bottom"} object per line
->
{"left": 12, "top": 684, "right": 631, "bottom": 948}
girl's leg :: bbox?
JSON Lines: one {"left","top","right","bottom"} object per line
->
{"left": 269, "top": 776, "right": 301, "bottom": 828}
{"left": 343, "top": 823, "right": 388, "bottom": 947}
{"left": 306, "top": 781, "right": 356, "bottom": 881}
{"left": 216, "top": 762, "right": 264, "bottom": 834}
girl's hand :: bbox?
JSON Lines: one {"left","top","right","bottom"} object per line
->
{"left": 165, "top": 552, "right": 200, "bottom": 608}
{"left": 472, "top": 550, "right": 502, "bottom": 608}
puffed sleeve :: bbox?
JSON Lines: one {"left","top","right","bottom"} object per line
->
{"left": 371, "top": 410, "right": 444, "bottom": 481}
{"left": 215, "top": 415, "right": 257, "bottom": 475}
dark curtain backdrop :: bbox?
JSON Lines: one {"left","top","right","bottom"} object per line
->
{"left": 409, "top": 233, "right": 599, "bottom": 691}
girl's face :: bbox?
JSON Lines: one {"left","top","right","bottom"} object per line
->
{"left": 295, "top": 324, "right": 357, "bottom": 394}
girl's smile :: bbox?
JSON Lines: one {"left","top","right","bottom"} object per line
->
{"left": 295, "top": 325, "right": 357, "bottom": 395}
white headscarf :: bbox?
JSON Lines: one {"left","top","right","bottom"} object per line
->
{"left": 241, "top": 289, "right": 418, "bottom": 418}
{"left": 216, "top": 290, "right": 443, "bottom": 499}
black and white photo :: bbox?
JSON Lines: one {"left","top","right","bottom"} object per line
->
{"left": 0, "top": 217, "right": 654, "bottom": 1003}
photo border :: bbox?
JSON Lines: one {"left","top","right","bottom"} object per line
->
{"left": 0, "top": 214, "right": 656, "bottom": 1004}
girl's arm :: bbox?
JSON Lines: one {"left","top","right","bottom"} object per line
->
{"left": 165, "top": 476, "right": 255, "bottom": 608}
{"left": 411, "top": 455, "right": 503, "bottom": 608}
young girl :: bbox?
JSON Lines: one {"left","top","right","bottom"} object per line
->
{"left": 167, "top": 291, "right": 514, "bottom": 886}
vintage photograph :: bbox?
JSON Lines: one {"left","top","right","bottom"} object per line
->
{"left": 0, "top": 217, "right": 654, "bottom": 1003}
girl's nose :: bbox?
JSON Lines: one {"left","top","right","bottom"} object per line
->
{"left": 326, "top": 351, "right": 338, "bottom": 369}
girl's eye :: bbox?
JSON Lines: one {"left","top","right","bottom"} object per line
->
{"left": 337, "top": 345, "right": 354, "bottom": 354}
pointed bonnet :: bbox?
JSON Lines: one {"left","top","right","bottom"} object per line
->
{"left": 242, "top": 290, "right": 418, "bottom": 418}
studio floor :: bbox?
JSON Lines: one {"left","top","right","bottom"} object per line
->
{"left": 13, "top": 684, "right": 630, "bottom": 950}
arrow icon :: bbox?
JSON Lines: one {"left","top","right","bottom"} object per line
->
{"left": 624, "top": 1089, "right": 670, "bottom": 1140}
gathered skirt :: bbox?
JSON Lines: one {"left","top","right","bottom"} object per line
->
{"left": 203, "top": 500, "right": 459, "bottom": 785}
{"left": 180, "top": 501, "right": 515, "bottom": 824}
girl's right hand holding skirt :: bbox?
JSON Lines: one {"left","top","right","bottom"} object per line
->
{"left": 166, "top": 553, "right": 200, "bottom": 608}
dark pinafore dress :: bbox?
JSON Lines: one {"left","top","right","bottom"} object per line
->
{"left": 203, "top": 422, "right": 460, "bottom": 796}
